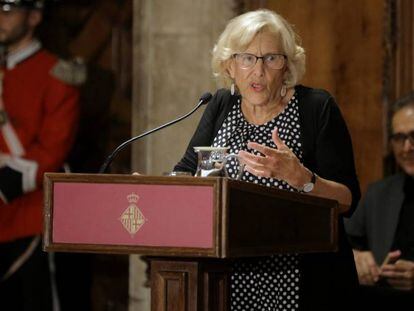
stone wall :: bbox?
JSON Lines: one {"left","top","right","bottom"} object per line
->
{"left": 129, "top": 1, "right": 235, "bottom": 309}
{"left": 132, "top": 0, "right": 235, "bottom": 175}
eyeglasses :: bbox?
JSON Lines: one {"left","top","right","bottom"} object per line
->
{"left": 233, "top": 53, "right": 287, "bottom": 70}
{"left": 390, "top": 130, "right": 414, "bottom": 146}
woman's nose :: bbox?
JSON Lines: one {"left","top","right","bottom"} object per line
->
{"left": 252, "top": 58, "right": 265, "bottom": 75}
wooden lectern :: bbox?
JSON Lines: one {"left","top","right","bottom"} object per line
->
{"left": 44, "top": 173, "right": 338, "bottom": 311}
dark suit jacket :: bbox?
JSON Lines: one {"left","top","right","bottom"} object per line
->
{"left": 344, "top": 173, "right": 406, "bottom": 264}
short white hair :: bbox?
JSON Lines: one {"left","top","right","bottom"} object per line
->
{"left": 211, "top": 9, "right": 306, "bottom": 88}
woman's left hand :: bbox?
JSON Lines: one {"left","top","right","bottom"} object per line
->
{"left": 238, "top": 128, "right": 309, "bottom": 189}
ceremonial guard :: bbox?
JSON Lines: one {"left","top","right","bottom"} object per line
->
{"left": 0, "top": 1, "right": 80, "bottom": 309}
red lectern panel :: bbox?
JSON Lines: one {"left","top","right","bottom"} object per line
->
{"left": 44, "top": 173, "right": 338, "bottom": 258}
{"left": 44, "top": 174, "right": 223, "bottom": 257}
{"left": 53, "top": 183, "right": 213, "bottom": 247}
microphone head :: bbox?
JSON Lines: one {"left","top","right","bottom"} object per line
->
{"left": 199, "top": 92, "right": 212, "bottom": 104}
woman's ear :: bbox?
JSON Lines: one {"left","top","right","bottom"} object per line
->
{"left": 283, "top": 62, "right": 290, "bottom": 80}
{"left": 226, "top": 59, "right": 235, "bottom": 79}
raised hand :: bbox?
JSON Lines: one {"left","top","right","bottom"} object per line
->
{"left": 238, "top": 128, "right": 310, "bottom": 189}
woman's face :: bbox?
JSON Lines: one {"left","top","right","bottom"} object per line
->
{"left": 228, "top": 31, "right": 286, "bottom": 108}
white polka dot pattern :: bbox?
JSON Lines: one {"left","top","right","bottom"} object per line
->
{"left": 212, "top": 95, "right": 302, "bottom": 310}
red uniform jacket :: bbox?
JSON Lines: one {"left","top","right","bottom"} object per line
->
{"left": 0, "top": 44, "right": 79, "bottom": 242}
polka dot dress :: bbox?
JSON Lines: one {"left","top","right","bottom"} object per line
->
{"left": 212, "top": 94, "right": 303, "bottom": 311}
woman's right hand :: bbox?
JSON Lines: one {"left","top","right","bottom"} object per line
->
{"left": 353, "top": 249, "right": 380, "bottom": 285}
{"left": 238, "top": 128, "right": 306, "bottom": 188}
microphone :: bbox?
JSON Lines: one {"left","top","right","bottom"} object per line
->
{"left": 99, "top": 92, "right": 213, "bottom": 173}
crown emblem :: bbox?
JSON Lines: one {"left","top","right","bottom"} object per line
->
{"left": 127, "top": 193, "right": 139, "bottom": 203}
{"left": 120, "top": 193, "right": 146, "bottom": 236}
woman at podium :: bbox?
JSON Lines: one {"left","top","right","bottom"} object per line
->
{"left": 175, "top": 9, "right": 361, "bottom": 311}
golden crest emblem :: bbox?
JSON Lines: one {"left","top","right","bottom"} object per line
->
{"left": 120, "top": 193, "right": 146, "bottom": 236}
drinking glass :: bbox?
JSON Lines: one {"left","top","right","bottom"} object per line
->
{"left": 193, "top": 146, "right": 244, "bottom": 180}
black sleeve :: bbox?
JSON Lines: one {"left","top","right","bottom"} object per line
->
{"left": 173, "top": 90, "right": 226, "bottom": 174}
{"left": 314, "top": 96, "right": 361, "bottom": 217}
{"left": 344, "top": 189, "right": 369, "bottom": 250}
{"left": 0, "top": 166, "right": 23, "bottom": 203}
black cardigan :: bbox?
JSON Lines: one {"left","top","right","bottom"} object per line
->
{"left": 175, "top": 85, "right": 361, "bottom": 310}
{"left": 175, "top": 85, "right": 360, "bottom": 215}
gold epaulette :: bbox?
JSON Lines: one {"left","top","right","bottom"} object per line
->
{"left": 50, "top": 57, "right": 87, "bottom": 86}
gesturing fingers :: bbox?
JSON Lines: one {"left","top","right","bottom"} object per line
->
{"left": 244, "top": 165, "right": 269, "bottom": 178}
{"left": 272, "top": 128, "right": 289, "bottom": 151}
{"left": 240, "top": 131, "right": 302, "bottom": 182}
{"left": 238, "top": 150, "right": 266, "bottom": 168}
{"left": 247, "top": 141, "right": 281, "bottom": 157}
{"left": 238, "top": 150, "right": 271, "bottom": 177}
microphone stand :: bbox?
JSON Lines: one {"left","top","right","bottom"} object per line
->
{"left": 99, "top": 93, "right": 212, "bottom": 173}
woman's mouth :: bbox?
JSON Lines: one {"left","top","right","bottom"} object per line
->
{"left": 251, "top": 82, "right": 265, "bottom": 92}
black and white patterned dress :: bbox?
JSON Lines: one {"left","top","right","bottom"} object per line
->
{"left": 212, "top": 94, "right": 303, "bottom": 311}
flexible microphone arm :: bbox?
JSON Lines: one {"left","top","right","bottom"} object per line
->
{"left": 99, "top": 92, "right": 213, "bottom": 173}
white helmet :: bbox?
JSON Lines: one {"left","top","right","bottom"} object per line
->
{"left": 0, "top": 0, "right": 45, "bottom": 11}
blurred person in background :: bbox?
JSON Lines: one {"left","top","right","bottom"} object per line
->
{"left": 345, "top": 93, "right": 414, "bottom": 309}
{"left": 0, "top": 0, "right": 79, "bottom": 309}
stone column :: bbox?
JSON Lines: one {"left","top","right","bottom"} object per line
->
{"left": 130, "top": 1, "right": 235, "bottom": 310}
